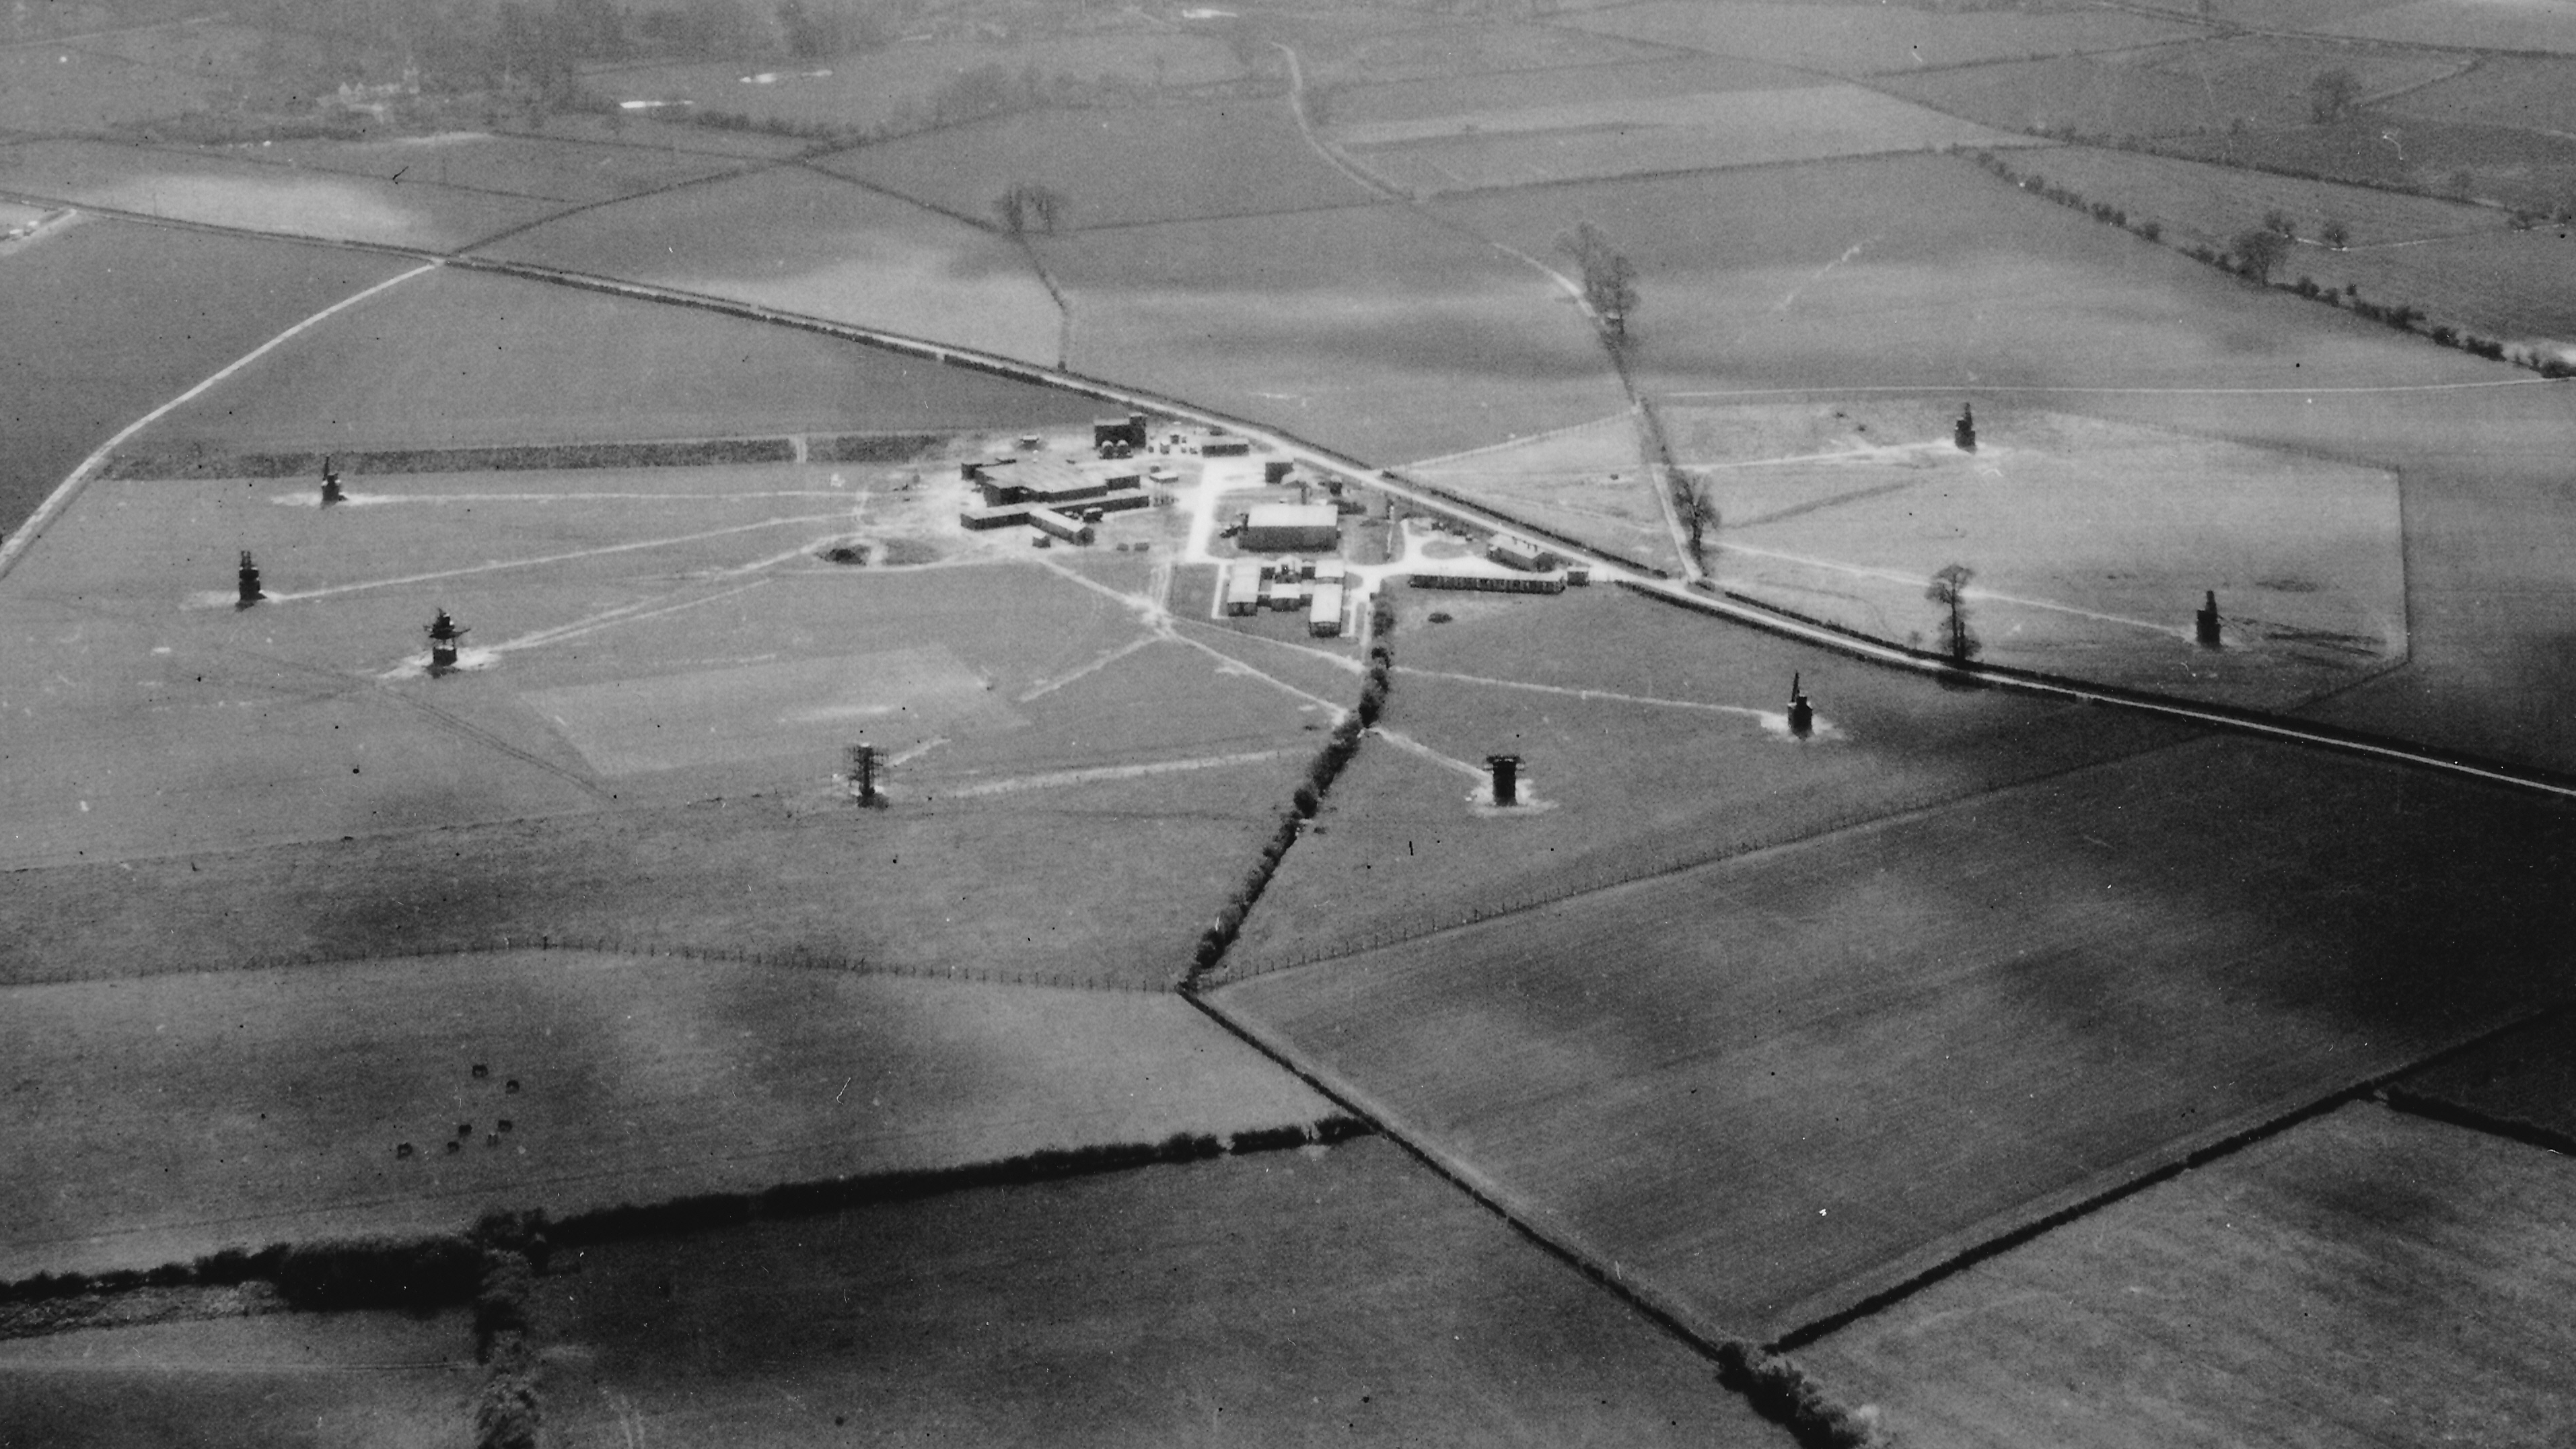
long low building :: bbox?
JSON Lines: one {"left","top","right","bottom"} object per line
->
{"left": 1240, "top": 504, "right": 1340, "bottom": 551}
{"left": 1408, "top": 569, "right": 1567, "bottom": 595}
{"left": 960, "top": 486, "right": 1151, "bottom": 532}
{"left": 1307, "top": 582, "right": 1346, "bottom": 637}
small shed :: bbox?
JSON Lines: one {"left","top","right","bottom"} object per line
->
{"left": 1306, "top": 583, "right": 1346, "bottom": 637}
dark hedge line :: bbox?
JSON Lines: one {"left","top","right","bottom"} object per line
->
{"left": 809, "top": 431, "right": 943, "bottom": 464}
{"left": 0, "top": 1123, "right": 1365, "bottom": 1312}
{"left": 102, "top": 436, "right": 797, "bottom": 482}
{"left": 1716, "top": 1342, "right": 1892, "bottom": 1448}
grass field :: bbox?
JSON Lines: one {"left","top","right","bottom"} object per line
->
{"left": 1216, "top": 732, "right": 2575, "bottom": 1341}
{"left": 130, "top": 265, "right": 1102, "bottom": 454}
{"left": 0, "top": 139, "right": 566, "bottom": 249}
{"left": 817, "top": 97, "right": 1380, "bottom": 231}
{"left": 1036, "top": 202, "right": 1628, "bottom": 466}
{"left": 1401, "top": 412, "right": 1680, "bottom": 569}
{"left": 1279, "top": 14, "right": 1678, "bottom": 87}
{"left": 2160, "top": 116, "right": 2576, "bottom": 217}
{"left": 1560, "top": 1, "right": 2207, "bottom": 76}
{"left": 592, "top": 30, "right": 1249, "bottom": 133}
{"left": 2005, "top": 143, "right": 2508, "bottom": 249}
{"left": 1223, "top": 586, "right": 2201, "bottom": 975}
{"left": 1347, "top": 84, "right": 2032, "bottom": 194}
{"left": 1882, "top": 36, "right": 2469, "bottom": 139}
{"left": 1803, "top": 1104, "right": 2576, "bottom": 1449}
{"left": 0, "top": 952, "right": 1338, "bottom": 1278}
{"left": 1433, "top": 153, "right": 2517, "bottom": 400}
{"left": 1318, "top": 53, "right": 1810, "bottom": 128}
{"left": 0, "top": 43, "right": 223, "bottom": 134}
{"left": 2391, "top": 1010, "right": 2576, "bottom": 1145}
{"left": 480, "top": 164, "right": 1063, "bottom": 365}
{"left": 2393, "top": 53, "right": 2576, "bottom": 131}
{"left": 222, "top": 131, "right": 757, "bottom": 207}
{"left": 0, "top": 1309, "right": 473, "bottom": 1449}
{"left": 2320, "top": 0, "right": 2576, "bottom": 51}
{"left": 0, "top": 216, "right": 410, "bottom": 537}
{"left": 1674, "top": 399, "right": 2408, "bottom": 704}
{"left": 535, "top": 1136, "right": 1790, "bottom": 1448}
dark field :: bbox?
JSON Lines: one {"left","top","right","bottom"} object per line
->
{"left": 1560, "top": 1, "right": 2207, "bottom": 75}
{"left": 818, "top": 98, "right": 1381, "bottom": 230}
{"left": 534, "top": 1135, "right": 1792, "bottom": 1448}
{"left": 234, "top": 131, "right": 759, "bottom": 207}
{"left": 1803, "top": 1104, "right": 2576, "bottom": 1449}
{"left": 2393, "top": 1009, "right": 2576, "bottom": 1147}
{"left": 132, "top": 265, "right": 1104, "bottom": 453}
{"left": 1879, "top": 37, "right": 2468, "bottom": 141}
{"left": 0, "top": 218, "right": 407, "bottom": 538}
{"left": 1217, "top": 732, "right": 2576, "bottom": 1341}
{"left": 2159, "top": 118, "right": 2576, "bottom": 218}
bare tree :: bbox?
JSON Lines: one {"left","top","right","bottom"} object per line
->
{"left": 2229, "top": 227, "right": 2289, "bottom": 285}
{"left": 1680, "top": 479, "right": 1717, "bottom": 564}
{"left": 1927, "top": 564, "right": 1980, "bottom": 664}
{"left": 994, "top": 182, "right": 1069, "bottom": 236}
{"left": 1557, "top": 221, "right": 1639, "bottom": 345}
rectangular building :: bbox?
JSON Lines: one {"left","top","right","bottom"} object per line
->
{"left": 1222, "top": 566, "right": 1262, "bottom": 616}
{"left": 1307, "top": 583, "right": 1346, "bottom": 637}
{"left": 1489, "top": 536, "right": 1554, "bottom": 571}
{"left": 1028, "top": 507, "right": 1095, "bottom": 545}
{"left": 1240, "top": 504, "right": 1340, "bottom": 552}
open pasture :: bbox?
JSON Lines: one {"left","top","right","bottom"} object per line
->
{"left": 2391, "top": 1010, "right": 2576, "bottom": 1145}
{"left": 2008, "top": 143, "right": 2507, "bottom": 250}
{"left": 0, "top": 43, "right": 221, "bottom": 134}
{"left": 0, "top": 1310, "right": 472, "bottom": 1449}
{"left": 1223, "top": 586, "right": 2198, "bottom": 976}
{"left": 481, "top": 164, "right": 1061, "bottom": 365}
{"left": 1036, "top": 202, "right": 1627, "bottom": 467}
{"left": 1884, "top": 36, "right": 2466, "bottom": 139}
{"left": 1431, "top": 154, "right": 2512, "bottom": 398}
{"left": 2162, "top": 116, "right": 2576, "bottom": 215}
{"left": 228, "top": 131, "right": 756, "bottom": 207}
{"left": 1284, "top": 15, "right": 1678, "bottom": 87}
{"left": 2393, "top": 53, "right": 2576, "bottom": 132}
{"left": 1559, "top": 1, "right": 2207, "bottom": 76}
{"left": 1217, "top": 732, "right": 2576, "bottom": 1342}
{"left": 0, "top": 216, "right": 407, "bottom": 536}
{"left": 129, "top": 265, "right": 1101, "bottom": 454}
{"left": 538, "top": 1137, "right": 1785, "bottom": 1449}
{"left": 0, "top": 139, "right": 564, "bottom": 250}
{"left": 1347, "top": 83, "right": 2032, "bottom": 194}
{"left": 0, "top": 953, "right": 1337, "bottom": 1279}
{"left": 2316, "top": 0, "right": 2576, "bottom": 52}
{"left": 593, "top": 30, "right": 1248, "bottom": 135}
{"left": 1804, "top": 1104, "right": 2576, "bottom": 1449}
{"left": 818, "top": 98, "right": 1380, "bottom": 231}
{"left": 1319, "top": 53, "right": 1809, "bottom": 129}
{"left": 1676, "top": 400, "right": 2408, "bottom": 706}
{"left": 1400, "top": 412, "right": 1681, "bottom": 571}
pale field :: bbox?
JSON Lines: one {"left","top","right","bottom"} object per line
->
{"left": 1319, "top": 53, "right": 1811, "bottom": 128}
{"left": 1401, "top": 411, "right": 1680, "bottom": 571}
{"left": 129, "top": 265, "right": 1104, "bottom": 454}
{"left": 2392, "top": 54, "right": 2576, "bottom": 131}
{"left": 0, "top": 952, "right": 1336, "bottom": 1279}
{"left": 1035, "top": 203, "right": 1629, "bottom": 466}
{"left": 538, "top": 1137, "right": 1790, "bottom": 1449}
{"left": 0, "top": 44, "right": 221, "bottom": 133}
{"left": 480, "top": 165, "right": 1063, "bottom": 365}
{"left": 1347, "top": 85, "right": 2040, "bottom": 195}
{"left": 229, "top": 131, "right": 756, "bottom": 207}
{"left": 0, "top": 1309, "right": 473, "bottom": 1449}
{"left": 0, "top": 139, "right": 563, "bottom": 249}
{"left": 592, "top": 31, "right": 1248, "bottom": 133}
{"left": 1803, "top": 1104, "right": 2576, "bottom": 1449}
{"left": 2009, "top": 144, "right": 2509, "bottom": 249}
{"left": 1674, "top": 400, "right": 2407, "bottom": 706}
{"left": 1560, "top": 1, "right": 2209, "bottom": 75}
{"left": 1217, "top": 733, "right": 2575, "bottom": 1342}
{"left": 2321, "top": 0, "right": 2576, "bottom": 50}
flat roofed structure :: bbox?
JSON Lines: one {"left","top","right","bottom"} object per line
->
{"left": 1307, "top": 582, "right": 1346, "bottom": 637}
{"left": 1240, "top": 504, "right": 1340, "bottom": 552}
{"left": 1222, "top": 566, "right": 1262, "bottom": 616}
{"left": 976, "top": 455, "right": 1118, "bottom": 508}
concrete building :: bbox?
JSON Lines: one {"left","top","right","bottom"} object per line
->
{"left": 1222, "top": 566, "right": 1262, "bottom": 616}
{"left": 1029, "top": 507, "right": 1095, "bottom": 545}
{"left": 1094, "top": 413, "right": 1147, "bottom": 451}
{"left": 1490, "top": 536, "right": 1554, "bottom": 571}
{"left": 1240, "top": 504, "right": 1340, "bottom": 551}
{"left": 971, "top": 455, "right": 1135, "bottom": 510}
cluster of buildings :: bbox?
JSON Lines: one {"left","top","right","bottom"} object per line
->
{"left": 957, "top": 449, "right": 1153, "bottom": 543}
{"left": 1223, "top": 555, "right": 1349, "bottom": 636}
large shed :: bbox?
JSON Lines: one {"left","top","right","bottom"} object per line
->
{"left": 1240, "top": 504, "right": 1340, "bottom": 552}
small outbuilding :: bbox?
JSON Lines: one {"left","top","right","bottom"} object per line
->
{"left": 1307, "top": 583, "right": 1346, "bottom": 637}
{"left": 1240, "top": 504, "right": 1340, "bottom": 552}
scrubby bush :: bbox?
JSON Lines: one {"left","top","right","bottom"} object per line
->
{"left": 274, "top": 1234, "right": 482, "bottom": 1310}
{"left": 1715, "top": 1342, "right": 1893, "bottom": 1448}
{"left": 1292, "top": 782, "right": 1320, "bottom": 817}
{"left": 2136, "top": 218, "right": 2161, "bottom": 242}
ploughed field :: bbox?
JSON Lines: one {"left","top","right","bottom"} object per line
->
{"left": 0, "top": 952, "right": 1338, "bottom": 1279}
{"left": 533, "top": 1135, "right": 1788, "bottom": 1448}
{"left": 1214, "top": 730, "right": 2576, "bottom": 1341}
{"left": 2391, "top": 1008, "right": 2576, "bottom": 1147}
{"left": 1802, "top": 1104, "right": 2576, "bottom": 1449}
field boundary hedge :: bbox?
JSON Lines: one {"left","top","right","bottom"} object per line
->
{"left": 0, "top": 1118, "right": 1367, "bottom": 1314}
{"left": 0, "top": 932, "right": 1172, "bottom": 993}
{"left": 102, "top": 435, "right": 812, "bottom": 481}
